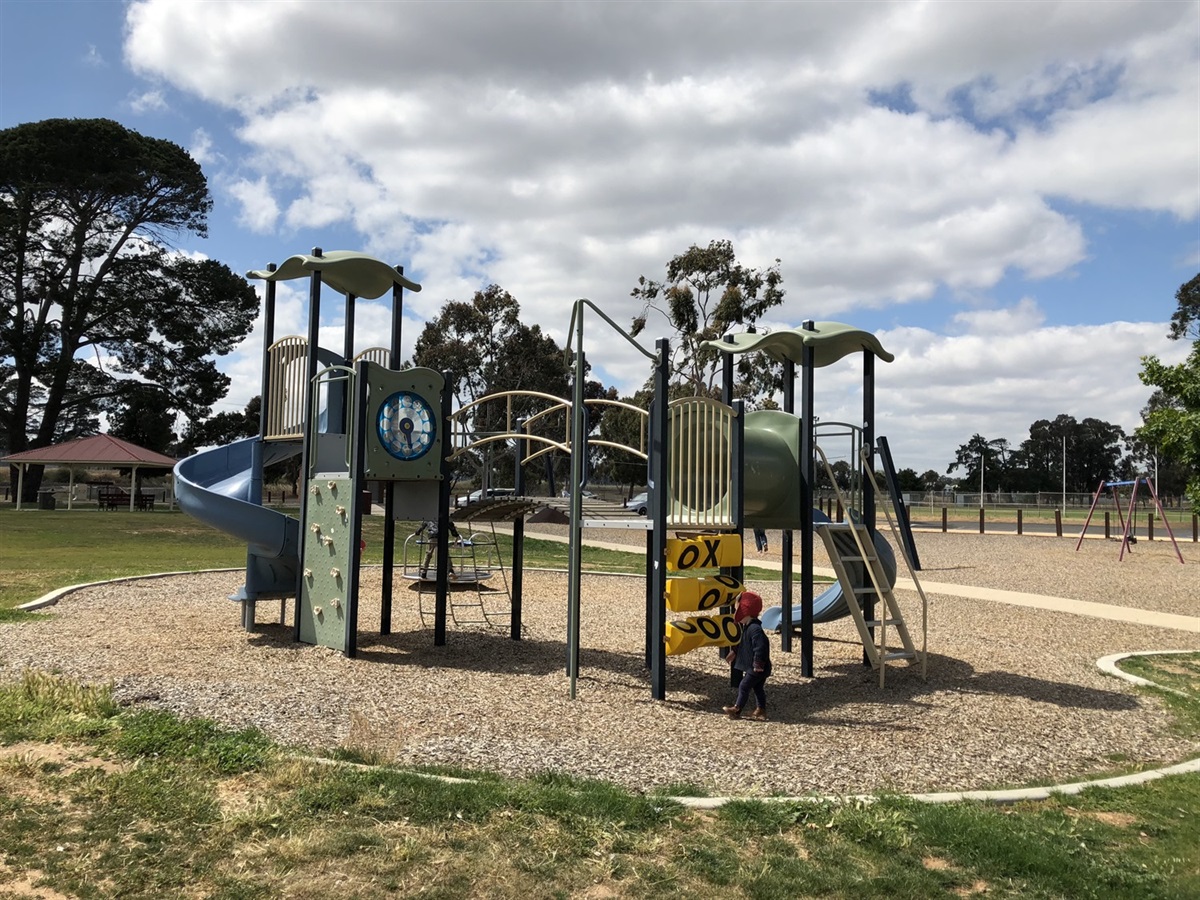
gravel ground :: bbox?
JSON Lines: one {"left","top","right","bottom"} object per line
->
{"left": 2, "top": 529, "right": 1198, "bottom": 798}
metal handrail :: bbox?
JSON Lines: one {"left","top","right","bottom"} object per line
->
{"left": 860, "top": 445, "right": 929, "bottom": 680}
{"left": 307, "top": 365, "right": 357, "bottom": 474}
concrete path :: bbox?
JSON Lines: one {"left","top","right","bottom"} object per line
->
{"left": 513, "top": 526, "right": 1200, "bottom": 634}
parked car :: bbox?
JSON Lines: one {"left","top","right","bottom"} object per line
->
{"left": 455, "top": 487, "right": 516, "bottom": 507}
{"left": 624, "top": 492, "right": 648, "bottom": 515}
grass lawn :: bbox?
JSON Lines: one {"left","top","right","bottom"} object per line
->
{"left": 0, "top": 659, "right": 1197, "bottom": 898}
{"left": 2, "top": 507, "right": 1199, "bottom": 895}
{"left": 0, "top": 507, "right": 783, "bottom": 614}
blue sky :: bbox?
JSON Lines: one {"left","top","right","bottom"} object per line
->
{"left": 2, "top": 0, "right": 1198, "bottom": 476}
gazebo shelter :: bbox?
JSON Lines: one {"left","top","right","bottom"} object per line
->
{"left": 2, "top": 434, "right": 176, "bottom": 511}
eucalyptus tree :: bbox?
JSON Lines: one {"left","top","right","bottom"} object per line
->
{"left": 630, "top": 239, "right": 785, "bottom": 400}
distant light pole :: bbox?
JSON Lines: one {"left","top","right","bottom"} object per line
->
{"left": 979, "top": 449, "right": 985, "bottom": 509}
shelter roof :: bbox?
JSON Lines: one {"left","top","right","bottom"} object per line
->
{"left": 246, "top": 250, "right": 422, "bottom": 298}
{"left": 1, "top": 434, "right": 176, "bottom": 468}
{"left": 701, "top": 322, "right": 894, "bottom": 367}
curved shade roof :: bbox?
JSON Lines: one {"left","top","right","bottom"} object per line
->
{"left": 701, "top": 322, "right": 893, "bottom": 368}
{"left": 247, "top": 250, "right": 421, "bottom": 299}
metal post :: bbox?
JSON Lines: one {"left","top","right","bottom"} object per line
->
{"left": 799, "top": 322, "right": 815, "bottom": 677}
{"left": 863, "top": 353, "right": 876, "bottom": 531}
{"left": 650, "top": 338, "right": 670, "bottom": 699}
{"left": 434, "top": 374, "right": 454, "bottom": 645}
{"left": 245, "top": 270, "right": 278, "bottom": 631}
{"left": 862, "top": 352, "right": 876, "bottom": 665}
{"left": 346, "top": 361, "right": 369, "bottom": 658}
{"left": 512, "top": 419, "right": 526, "bottom": 640}
{"left": 780, "top": 357, "right": 795, "bottom": 653}
{"left": 382, "top": 271, "right": 406, "bottom": 634}
{"left": 294, "top": 248, "right": 323, "bottom": 641}
{"left": 567, "top": 316, "right": 586, "bottom": 695}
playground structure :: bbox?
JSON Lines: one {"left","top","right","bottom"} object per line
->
{"left": 174, "top": 249, "right": 927, "bottom": 700}
{"left": 1075, "top": 478, "right": 1184, "bottom": 564}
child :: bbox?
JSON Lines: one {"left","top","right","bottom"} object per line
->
{"left": 415, "top": 518, "right": 460, "bottom": 578}
{"left": 723, "top": 590, "right": 772, "bottom": 721}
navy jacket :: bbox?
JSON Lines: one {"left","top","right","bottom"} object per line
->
{"left": 733, "top": 617, "right": 772, "bottom": 675}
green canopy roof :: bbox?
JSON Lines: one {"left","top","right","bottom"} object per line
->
{"left": 701, "top": 322, "right": 893, "bottom": 368}
{"left": 247, "top": 250, "right": 421, "bottom": 299}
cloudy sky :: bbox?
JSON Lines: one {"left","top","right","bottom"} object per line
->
{"left": 2, "top": 0, "right": 1197, "bottom": 477}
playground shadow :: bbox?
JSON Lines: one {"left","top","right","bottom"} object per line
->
{"left": 657, "top": 646, "right": 1144, "bottom": 727}
{"left": 243, "top": 622, "right": 1145, "bottom": 729}
{"left": 353, "top": 627, "right": 651, "bottom": 682}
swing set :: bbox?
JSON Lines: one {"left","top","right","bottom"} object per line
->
{"left": 1075, "top": 478, "right": 1184, "bottom": 563}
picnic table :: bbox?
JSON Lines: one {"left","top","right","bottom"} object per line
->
{"left": 97, "top": 486, "right": 155, "bottom": 510}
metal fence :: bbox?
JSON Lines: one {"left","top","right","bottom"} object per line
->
{"left": 902, "top": 491, "right": 1193, "bottom": 512}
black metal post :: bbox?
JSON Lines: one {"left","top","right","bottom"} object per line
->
{"left": 862, "top": 352, "right": 876, "bottom": 664}
{"left": 246, "top": 267, "right": 277, "bottom": 632}
{"left": 781, "top": 357, "right": 795, "bottom": 653}
{"left": 346, "top": 360, "right": 369, "bottom": 658}
{"left": 512, "top": 419, "right": 526, "bottom": 640}
{"left": 294, "top": 248, "right": 323, "bottom": 641}
{"left": 382, "top": 272, "right": 405, "bottom": 634}
{"left": 650, "top": 338, "right": 670, "bottom": 699}
{"left": 799, "top": 322, "right": 815, "bottom": 677}
{"left": 434, "top": 371, "right": 454, "bottom": 646}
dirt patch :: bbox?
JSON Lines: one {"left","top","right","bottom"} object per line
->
{"left": 0, "top": 862, "right": 74, "bottom": 900}
{"left": 1065, "top": 807, "right": 1139, "bottom": 828}
{"left": 952, "top": 880, "right": 991, "bottom": 897}
{"left": 2, "top": 741, "right": 124, "bottom": 777}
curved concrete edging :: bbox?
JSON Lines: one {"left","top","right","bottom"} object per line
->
{"left": 670, "top": 650, "right": 1200, "bottom": 809}
{"left": 16, "top": 569, "right": 243, "bottom": 611}
{"left": 1098, "top": 650, "right": 1196, "bottom": 697}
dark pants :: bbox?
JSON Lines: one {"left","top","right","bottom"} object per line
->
{"left": 734, "top": 669, "right": 768, "bottom": 711}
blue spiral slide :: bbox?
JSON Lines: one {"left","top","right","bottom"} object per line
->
{"left": 174, "top": 437, "right": 302, "bottom": 600}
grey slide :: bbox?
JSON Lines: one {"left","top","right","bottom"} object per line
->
{"left": 761, "top": 527, "right": 897, "bottom": 631}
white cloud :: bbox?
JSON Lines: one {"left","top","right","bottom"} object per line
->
{"left": 128, "top": 89, "right": 168, "bottom": 114}
{"left": 226, "top": 176, "right": 281, "bottom": 233}
{"left": 123, "top": 2, "right": 1194, "bottom": 328}
{"left": 188, "top": 128, "right": 220, "bottom": 167}
{"left": 863, "top": 317, "right": 1191, "bottom": 474}
{"left": 119, "top": 0, "right": 1199, "bottom": 474}
{"left": 83, "top": 43, "right": 106, "bottom": 68}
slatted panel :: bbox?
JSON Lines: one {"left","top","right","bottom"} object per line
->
{"left": 353, "top": 346, "right": 390, "bottom": 367}
{"left": 266, "top": 335, "right": 308, "bottom": 440}
{"left": 667, "top": 397, "right": 735, "bottom": 528}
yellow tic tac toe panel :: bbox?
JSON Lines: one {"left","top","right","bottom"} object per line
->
{"left": 664, "top": 614, "right": 743, "bottom": 656}
{"left": 665, "top": 574, "right": 744, "bottom": 612}
{"left": 666, "top": 533, "right": 743, "bottom": 571}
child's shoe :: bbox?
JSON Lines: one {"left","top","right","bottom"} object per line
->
{"left": 722, "top": 706, "right": 742, "bottom": 718}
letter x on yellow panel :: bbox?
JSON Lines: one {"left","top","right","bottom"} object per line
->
{"left": 666, "top": 533, "right": 743, "bottom": 572}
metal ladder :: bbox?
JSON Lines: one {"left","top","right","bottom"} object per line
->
{"left": 815, "top": 444, "right": 926, "bottom": 686}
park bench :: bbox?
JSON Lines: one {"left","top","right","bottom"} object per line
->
{"left": 98, "top": 486, "right": 155, "bottom": 510}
